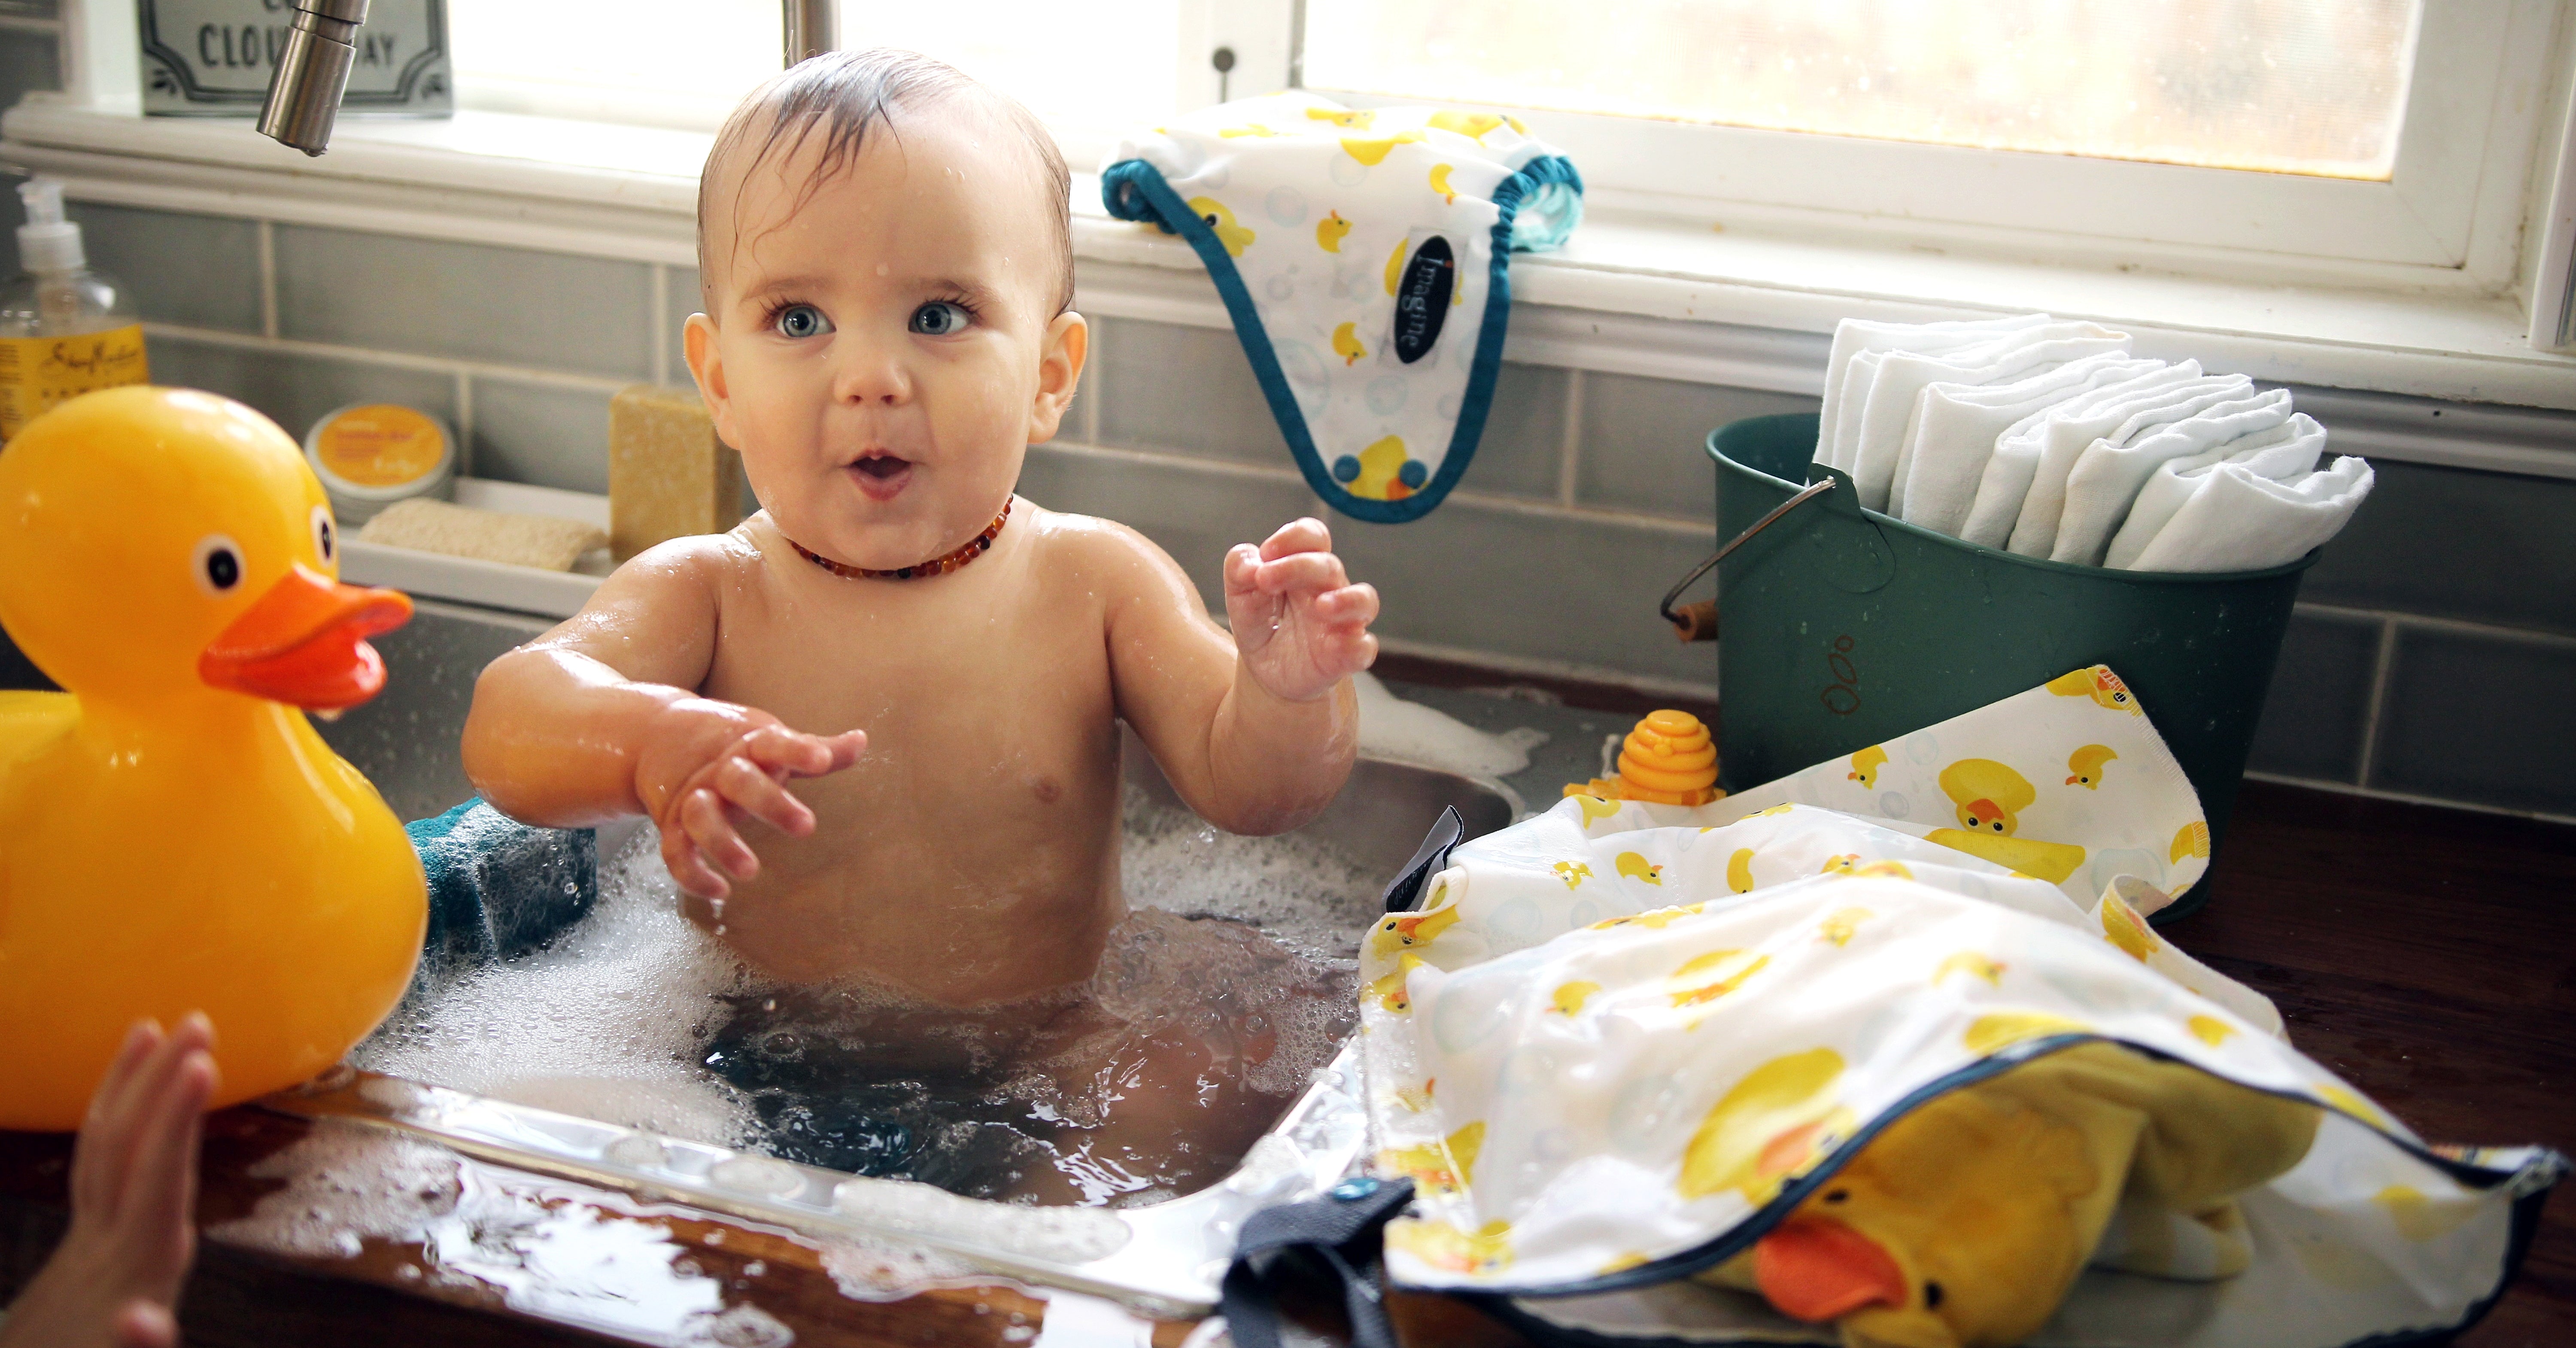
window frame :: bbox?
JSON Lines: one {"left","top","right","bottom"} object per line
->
{"left": 1234, "top": 0, "right": 2562, "bottom": 292}
{"left": 15, "top": 0, "right": 2573, "bottom": 416}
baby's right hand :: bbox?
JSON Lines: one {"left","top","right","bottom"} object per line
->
{"left": 633, "top": 698, "right": 865, "bottom": 899}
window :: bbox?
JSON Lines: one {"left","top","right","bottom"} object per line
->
{"left": 447, "top": 0, "right": 1183, "bottom": 155}
{"left": 1303, "top": 0, "right": 2422, "bottom": 181}
{"left": 393, "top": 0, "right": 2576, "bottom": 286}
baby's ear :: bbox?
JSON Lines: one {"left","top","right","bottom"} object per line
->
{"left": 681, "top": 313, "right": 739, "bottom": 443}
{"left": 1028, "top": 311, "right": 1089, "bottom": 445}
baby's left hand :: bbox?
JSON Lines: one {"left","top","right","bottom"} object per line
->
{"left": 1224, "top": 519, "right": 1379, "bottom": 703}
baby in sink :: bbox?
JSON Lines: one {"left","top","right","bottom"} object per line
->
{"left": 461, "top": 50, "right": 1379, "bottom": 1200}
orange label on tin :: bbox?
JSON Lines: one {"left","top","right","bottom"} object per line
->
{"left": 0, "top": 325, "right": 149, "bottom": 439}
{"left": 314, "top": 404, "right": 446, "bottom": 487}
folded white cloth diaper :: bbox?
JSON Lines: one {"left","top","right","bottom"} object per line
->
{"left": 2104, "top": 413, "right": 2326, "bottom": 570}
{"left": 2120, "top": 453, "right": 2375, "bottom": 573}
{"left": 1890, "top": 354, "right": 2160, "bottom": 538}
{"left": 1815, "top": 314, "right": 2054, "bottom": 477}
{"left": 2006, "top": 371, "right": 2255, "bottom": 561}
{"left": 1847, "top": 323, "right": 2130, "bottom": 513}
{"left": 2049, "top": 386, "right": 2295, "bottom": 568}
{"left": 1103, "top": 93, "right": 1582, "bottom": 522}
{"left": 1958, "top": 361, "right": 2205, "bottom": 550}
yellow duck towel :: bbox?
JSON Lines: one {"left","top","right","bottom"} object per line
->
{"left": 1695, "top": 1042, "right": 2319, "bottom": 1348}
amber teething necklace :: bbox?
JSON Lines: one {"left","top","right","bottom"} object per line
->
{"left": 785, "top": 498, "right": 1011, "bottom": 580}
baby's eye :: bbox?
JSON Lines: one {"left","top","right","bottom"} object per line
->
{"left": 775, "top": 304, "right": 833, "bottom": 340}
{"left": 910, "top": 301, "right": 971, "bottom": 336}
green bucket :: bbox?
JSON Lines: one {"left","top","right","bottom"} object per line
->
{"left": 1707, "top": 413, "right": 2314, "bottom": 918}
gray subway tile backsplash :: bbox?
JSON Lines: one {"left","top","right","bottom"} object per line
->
{"left": 1018, "top": 444, "right": 1315, "bottom": 605}
{"left": 73, "top": 204, "right": 264, "bottom": 334}
{"left": 2244, "top": 608, "right": 2381, "bottom": 785}
{"left": 2301, "top": 461, "right": 2576, "bottom": 638}
{"left": 1337, "top": 497, "right": 1717, "bottom": 689}
{"left": 1462, "top": 362, "right": 1570, "bottom": 501}
{"left": 468, "top": 377, "right": 614, "bottom": 495}
{"left": 1578, "top": 371, "right": 1818, "bottom": 523}
{"left": 30, "top": 194, "right": 2572, "bottom": 817}
{"left": 665, "top": 264, "right": 704, "bottom": 388}
{"left": 148, "top": 334, "right": 459, "bottom": 444}
{"left": 1094, "top": 315, "right": 1288, "bottom": 465}
{"left": 275, "top": 225, "right": 655, "bottom": 380}
{"left": 2369, "top": 625, "right": 2576, "bottom": 817}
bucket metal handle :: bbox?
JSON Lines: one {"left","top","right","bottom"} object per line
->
{"left": 1660, "top": 477, "right": 1837, "bottom": 641}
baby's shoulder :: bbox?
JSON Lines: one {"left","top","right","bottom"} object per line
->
{"left": 1017, "top": 503, "right": 1173, "bottom": 587}
{"left": 586, "top": 528, "right": 764, "bottom": 613}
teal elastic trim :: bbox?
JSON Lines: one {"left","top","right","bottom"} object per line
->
{"left": 1097, "top": 154, "right": 1585, "bottom": 524}
{"left": 1506, "top": 155, "right": 1585, "bottom": 252}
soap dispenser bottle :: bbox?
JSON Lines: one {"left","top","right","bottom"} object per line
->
{"left": 0, "top": 179, "right": 147, "bottom": 440}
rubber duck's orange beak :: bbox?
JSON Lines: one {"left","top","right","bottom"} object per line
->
{"left": 198, "top": 564, "right": 413, "bottom": 710}
{"left": 1754, "top": 1216, "right": 1908, "bottom": 1322}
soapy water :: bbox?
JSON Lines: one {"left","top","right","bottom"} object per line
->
{"left": 354, "top": 783, "right": 1379, "bottom": 1206}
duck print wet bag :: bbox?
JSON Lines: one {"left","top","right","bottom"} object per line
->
{"left": 1103, "top": 93, "right": 1583, "bottom": 522}
{"left": 1355, "top": 800, "right": 2564, "bottom": 1347}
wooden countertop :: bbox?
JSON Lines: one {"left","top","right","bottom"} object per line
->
{"left": 4, "top": 780, "right": 2567, "bottom": 1347}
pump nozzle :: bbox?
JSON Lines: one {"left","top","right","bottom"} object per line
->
{"left": 16, "top": 179, "right": 84, "bottom": 275}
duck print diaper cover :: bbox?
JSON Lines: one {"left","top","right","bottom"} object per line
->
{"left": 1104, "top": 93, "right": 1583, "bottom": 522}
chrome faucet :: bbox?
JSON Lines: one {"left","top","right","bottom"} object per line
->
{"left": 258, "top": 0, "right": 370, "bottom": 157}
{"left": 784, "top": 0, "right": 838, "bottom": 66}
{"left": 255, "top": 0, "right": 828, "bottom": 157}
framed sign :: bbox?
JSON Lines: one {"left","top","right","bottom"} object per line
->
{"left": 140, "top": 0, "right": 453, "bottom": 117}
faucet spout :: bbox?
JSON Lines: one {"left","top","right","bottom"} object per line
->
{"left": 784, "top": 0, "right": 838, "bottom": 67}
{"left": 258, "top": 0, "right": 372, "bottom": 157}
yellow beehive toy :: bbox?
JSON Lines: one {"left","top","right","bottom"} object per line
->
{"left": 1567, "top": 709, "right": 1724, "bottom": 807}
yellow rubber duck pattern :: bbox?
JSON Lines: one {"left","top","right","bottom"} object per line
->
{"left": 1103, "top": 91, "right": 1583, "bottom": 522}
{"left": 1713, "top": 665, "right": 2215, "bottom": 908}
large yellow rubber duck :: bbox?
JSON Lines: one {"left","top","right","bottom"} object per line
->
{"left": 1700, "top": 1043, "right": 2320, "bottom": 1348}
{"left": 0, "top": 387, "right": 425, "bottom": 1131}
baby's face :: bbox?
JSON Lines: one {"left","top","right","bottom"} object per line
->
{"left": 688, "top": 106, "right": 1083, "bottom": 568}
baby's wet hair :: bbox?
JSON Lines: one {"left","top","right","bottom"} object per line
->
{"left": 698, "top": 47, "right": 1074, "bottom": 316}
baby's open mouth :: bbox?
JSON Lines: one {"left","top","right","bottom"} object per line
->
{"left": 844, "top": 453, "right": 913, "bottom": 501}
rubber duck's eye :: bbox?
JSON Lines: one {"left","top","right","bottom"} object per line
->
{"left": 310, "top": 504, "right": 337, "bottom": 565}
{"left": 776, "top": 304, "right": 832, "bottom": 340}
{"left": 909, "top": 301, "right": 970, "bottom": 336}
{"left": 192, "top": 534, "right": 245, "bottom": 596}
{"left": 1923, "top": 1281, "right": 1945, "bottom": 1309}
{"left": 1823, "top": 1188, "right": 1848, "bottom": 1203}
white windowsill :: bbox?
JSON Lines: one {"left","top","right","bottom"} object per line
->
{"left": 5, "top": 97, "right": 2573, "bottom": 438}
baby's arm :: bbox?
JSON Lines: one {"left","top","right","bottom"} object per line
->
{"left": 462, "top": 539, "right": 864, "bottom": 897}
{"left": 1102, "top": 518, "right": 1378, "bottom": 835}
{"left": 0, "top": 1016, "right": 213, "bottom": 1348}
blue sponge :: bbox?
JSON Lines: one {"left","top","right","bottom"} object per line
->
{"left": 404, "top": 798, "right": 596, "bottom": 969}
